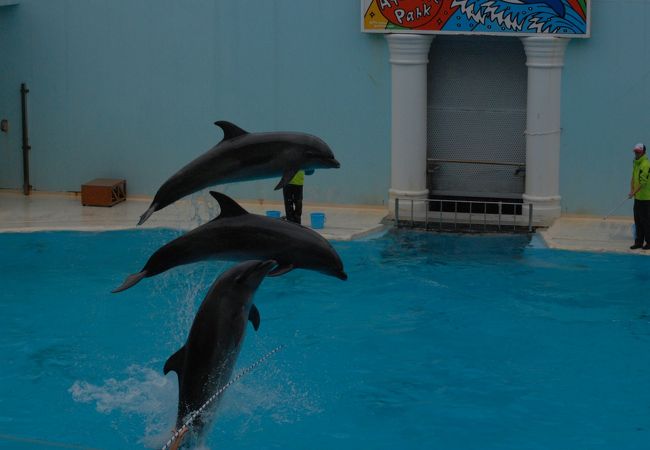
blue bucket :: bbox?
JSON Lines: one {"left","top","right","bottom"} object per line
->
{"left": 310, "top": 212, "right": 326, "bottom": 229}
{"left": 266, "top": 210, "right": 281, "bottom": 218}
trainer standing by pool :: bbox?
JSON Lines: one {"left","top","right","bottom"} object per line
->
{"left": 629, "top": 143, "right": 650, "bottom": 249}
{"left": 283, "top": 169, "right": 314, "bottom": 225}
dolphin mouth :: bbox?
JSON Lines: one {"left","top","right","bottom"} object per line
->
{"left": 330, "top": 158, "right": 341, "bottom": 169}
{"left": 240, "top": 259, "right": 278, "bottom": 286}
{"left": 258, "top": 259, "right": 278, "bottom": 274}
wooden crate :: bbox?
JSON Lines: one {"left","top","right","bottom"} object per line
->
{"left": 81, "top": 178, "right": 126, "bottom": 207}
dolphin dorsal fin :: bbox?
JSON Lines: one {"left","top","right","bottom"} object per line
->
{"left": 209, "top": 191, "right": 249, "bottom": 218}
{"left": 214, "top": 120, "right": 249, "bottom": 141}
{"left": 163, "top": 345, "right": 186, "bottom": 376}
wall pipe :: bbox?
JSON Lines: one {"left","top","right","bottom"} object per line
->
{"left": 20, "top": 83, "right": 31, "bottom": 195}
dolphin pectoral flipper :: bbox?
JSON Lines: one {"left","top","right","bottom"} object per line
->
{"left": 214, "top": 120, "right": 249, "bottom": 141}
{"left": 268, "top": 264, "right": 294, "bottom": 277}
{"left": 248, "top": 305, "right": 261, "bottom": 331}
{"left": 111, "top": 270, "right": 148, "bottom": 293}
{"left": 209, "top": 191, "right": 249, "bottom": 218}
{"left": 274, "top": 168, "right": 300, "bottom": 191}
{"left": 164, "top": 345, "right": 187, "bottom": 376}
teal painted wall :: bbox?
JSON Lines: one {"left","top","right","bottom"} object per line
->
{"left": 561, "top": 0, "right": 650, "bottom": 216}
{"left": 0, "top": 1, "right": 390, "bottom": 205}
{"left": 3, "top": 0, "right": 650, "bottom": 216}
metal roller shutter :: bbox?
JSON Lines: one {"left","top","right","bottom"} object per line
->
{"left": 427, "top": 36, "right": 527, "bottom": 200}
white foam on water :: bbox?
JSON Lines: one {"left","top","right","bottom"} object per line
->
{"left": 69, "top": 365, "right": 177, "bottom": 448}
{"left": 69, "top": 352, "right": 321, "bottom": 449}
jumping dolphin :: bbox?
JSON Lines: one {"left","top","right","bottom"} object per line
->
{"left": 163, "top": 259, "right": 275, "bottom": 449}
{"left": 112, "top": 191, "right": 347, "bottom": 293}
{"left": 137, "top": 120, "right": 341, "bottom": 225}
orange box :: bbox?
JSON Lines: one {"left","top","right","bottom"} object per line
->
{"left": 81, "top": 178, "right": 126, "bottom": 207}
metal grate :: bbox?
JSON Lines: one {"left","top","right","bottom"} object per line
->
{"left": 394, "top": 197, "right": 533, "bottom": 233}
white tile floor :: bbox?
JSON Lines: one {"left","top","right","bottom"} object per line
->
{"left": 1, "top": 190, "right": 642, "bottom": 253}
{"left": 0, "top": 190, "right": 389, "bottom": 241}
{"left": 539, "top": 215, "right": 643, "bottom": 255}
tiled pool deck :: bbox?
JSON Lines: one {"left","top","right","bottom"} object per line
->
{"left": 538, "top": 215, "right": 642, "bottom": 255}
{"left": 0, "top": 190, "right": 642, "bottom": 253}
{"left": 0, "top": 190, "right": 388, "bottom": 241}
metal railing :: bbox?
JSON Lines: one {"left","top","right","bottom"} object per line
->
{"left": 395, "top": 197, "right": 533, "bottom": 233}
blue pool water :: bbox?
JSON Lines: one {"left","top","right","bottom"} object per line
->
{"left": 1, "top": 229, "right": 649, "bottom": 449}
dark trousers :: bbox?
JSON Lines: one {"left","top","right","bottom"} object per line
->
{"left": 283, "top": 184, "right": 303, "bottom": 225}
{"left": 633, "top": 199, "right": 650, "bottom": 245}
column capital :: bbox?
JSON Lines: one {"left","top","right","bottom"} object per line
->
{"left": 520, "top": 36, "right": 570, "bottom": 69}
{"left": 386, "top": 33, "right": 434, "bottom": 65}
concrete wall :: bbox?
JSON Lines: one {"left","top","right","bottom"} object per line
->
{"left": 0, "top": 1, "right": 390, "bottom": 205}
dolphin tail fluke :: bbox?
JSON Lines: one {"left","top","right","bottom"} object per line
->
{"left": 111, "top": 270, "right": 148, "bottom": 293}
{"left": 137, "top": 204, "right": 157, "bottom": 226}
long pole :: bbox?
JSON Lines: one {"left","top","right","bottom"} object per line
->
{"left": 20, "top": 83, "right": 31, "bottom": 195}
{"left": 602, "top": 196, "right": 629, "bottom": 220}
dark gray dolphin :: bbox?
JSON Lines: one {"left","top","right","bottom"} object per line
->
{"left": 163, "top": 259, "right": 275, "bottom": 449}
{"left": 138, "top": 120, "right": 340, "bottom": 225}
{"left": 112, "top": 191, "right": 347, "bottom": 293}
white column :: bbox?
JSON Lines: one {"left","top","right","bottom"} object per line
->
{"left": 386, "top": 34, "right": 434, "bottom": 218}
{"left": 521, "top": 36, "right": 570, "bottom": 226}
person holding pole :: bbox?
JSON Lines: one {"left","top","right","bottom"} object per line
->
{"left": 629, "top": 143, "right": 650, "bottom": 249}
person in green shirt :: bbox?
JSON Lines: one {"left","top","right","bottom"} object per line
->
{"left": 629, "top": 142, "right": 650, "bottom": 249}
{"left": 283, "top": 169, "right": 314, "bottom": 224}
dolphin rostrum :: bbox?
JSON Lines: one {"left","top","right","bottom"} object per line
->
{"left": 138, "top": 120, "right": 340, "bottom": 225}
{"left": 164, "top": 259, "right": 275, "bottom": 449}
{"left": 112, "top": 191, "right": 347, "bottom": 293}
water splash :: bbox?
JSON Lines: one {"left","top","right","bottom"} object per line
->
{"left": 161, "top": 346, "right": 284, "bottom": 450}
{"left": 69, "top": 365, "right": 177, "bottom": 448}
{"left": 153, "top": 263, "right": 221, "bottom": 346}
{"left": 185, "top": 190, "right": 224, "bottom": 227}
{"left": 223, "top": 366, "right": 323, "bottom": 428}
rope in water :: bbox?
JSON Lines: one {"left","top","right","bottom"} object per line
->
{"left": 161, "top": 344, "right": 284, "bottom": 450}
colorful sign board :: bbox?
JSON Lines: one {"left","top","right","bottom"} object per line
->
{"left": 362, "top": 0, "right": 589, "bottom": 37}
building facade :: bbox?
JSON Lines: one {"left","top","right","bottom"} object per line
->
{"left": 0, "top": 1, "right": 647, "bottom": 221}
